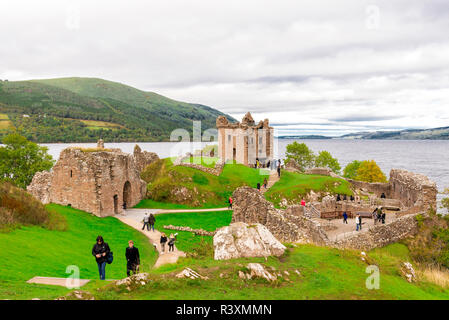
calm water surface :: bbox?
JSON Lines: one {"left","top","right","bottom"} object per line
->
{"left": 41, "top": 139, "right": 449, "bottom": 212}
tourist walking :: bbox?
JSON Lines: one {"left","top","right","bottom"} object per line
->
{"left": 301, "top": 199, "right": 306, "bottom": 207}
{"left": 123, "top": 202, "right": 127, "bottom": 210}
{"left": 126, "top": 240, "right": 140, "bottom": 277}
{"left": 168, "top": 233, "right": 176, "bottom": 252}
{"left": 355, "top": 214, "right": 362, "bottom": 231}
{"left": 343, "top": 211, "right": 348, "bottom": 224}
{"left": 263, "top": 178, "right": 268, "bottom": 189}
{"left": 92, "top": 235, "right": 111, "bottom": 280}
{"left": 142, "top": 213, "right": 150, "bottom": 231}
{"left": 372, "top": 208, "right": 378, "bottom": 224}
{"left": 257, "top": 182, "right": 261, "bottom": 191}
{"left": 228, "top": 196, "right": 233, "bottom": 209}
{"left": 382, "top": 212, "right": 386, "bottom": 224}
{"left": 277, "top": 165, "right": 281, "bottom": 178}
{"left": 160, "top": 233, "right": 168, "bottom": 253}
{"left": 149, "top": 213, "right": 156, "bottom": 232}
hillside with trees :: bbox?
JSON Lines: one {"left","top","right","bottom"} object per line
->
{"left": 0, "top": 77, "right": 235, "bottom": 143}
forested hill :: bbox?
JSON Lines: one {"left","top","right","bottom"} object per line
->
{"left": 0, "top": 77, "right": 235, "bottom": 143}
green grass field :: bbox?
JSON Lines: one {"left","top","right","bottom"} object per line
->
{"left": 153, "top": 210, "right": 232, "bottom": 252}
{"left": 80, "top": 119, "right": 123, "bottom": 131}
{"left": 0, "top": 204, "right": 157, "bottom": 300}
{"left": 265, "top": 170, "right": 354, "bottom": 207}
{"left": 94, "top": 243, "right": 449, "bottom": 300}
{"left": 134, "top": 199, "right": 226, "bottom": 210}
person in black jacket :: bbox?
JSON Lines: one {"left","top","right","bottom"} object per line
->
{"left": 160, "top": 233, "right": 168, "bottom": 253}
{"left": 125, "top": 240, "right": 140, "bottom": 276}
{"left": 92, "top": 235, "right": 110, "bottom": 280}
{"left": 149, "top": 213, "right": 156, "bottom": 232}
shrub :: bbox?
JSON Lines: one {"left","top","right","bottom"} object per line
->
{"left": 0, "top": 134, "right": 54, "bottom": 188}
{"left": 355, "top": 160, "right": 387, "bottom": 183}
{"left": 315, "top": 151, "right": 341, "bottom": 174}
{"left": 285, "top": 142, "right": 315, "bottom": 171}
{"left": 0, "top": 181, "right": 51, "bottom": 229}
{"left": 343, "top": 160, "right": 362, "bottom": 179}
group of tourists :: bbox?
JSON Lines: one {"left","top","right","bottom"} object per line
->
{"left": 159, "top": 232, "right": 177, "bottom": 253}
{"left": 372, "top": 207, "right": 386, "bottom": 224}
{"left": 341, "top": 209, "right": 387, "bottom": 232}
{"left": 142, "top": 213, "right": 156, "bottom": 231}
{"left": 92, "top": 223, "right": 178, "bottom": 279}
{"left": 253, "top": 158, "right": 282, "bottom": 178}
{"left": 336, "top": 194, "right": 355, "bottom": 202}
{"left": 91, "top": 236, "right": 140, "bottom": 280}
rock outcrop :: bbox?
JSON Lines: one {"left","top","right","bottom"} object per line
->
{"left": 27, "top": 142, "right": 159, "bottom": 217}
{"left": 232, "top": 187, "right": 329, "bottom": 244}
{"left": 213, "top": 222, "right": 286, "bottom": 260}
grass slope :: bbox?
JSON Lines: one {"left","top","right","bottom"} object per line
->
{"left": 0, "top": 204, "right": 157, "bottom": 300}
{"left": 140, "top": 158, "right": 269, "bottom": 208}
{"left": 153, "top": 210, "right": 232, "bottom": 252}
{"left": 265, "top": 170, "right": 353, "bottom": 207}
{"left": 0, "top": 77, "right": 235, "bottom": 142}
{"left": 94, "top": 243, "right": 449, "bottom": 300}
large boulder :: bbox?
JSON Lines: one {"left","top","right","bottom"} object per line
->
{"left": 213, "top": 222, "right": 286, "bottom": 260}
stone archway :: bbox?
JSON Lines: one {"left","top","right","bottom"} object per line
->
{"left": 123, "top": 181, "right": 132, "bottom": 209}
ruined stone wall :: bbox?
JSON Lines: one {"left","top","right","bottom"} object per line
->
{"left": 27, "top": 144, "right": 158, "bottom": 217}
{"left": 346, "top": 179, "right": 391, "bottom": 198}
{"left": 331, "top": 213, "right": 420, "bottom": 251}
{"left": 232, "top": 187, "right": 329, "bottom": 244}
{"left": 389, "top": 169, "right": 437, "bottom": 211}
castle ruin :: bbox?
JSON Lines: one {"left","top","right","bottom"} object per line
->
{"left": 27, "top": 141, "right": 158, "bottom": 217}
{"left": 216, "top": 112, "right": 274, "bottom": 166}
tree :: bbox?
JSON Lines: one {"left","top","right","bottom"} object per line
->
{"left": 343, "top": 160, "right": 362, "bottom": 179}
{"left": 285, "top": 142, "right": 315, "bottom": 171}
{"left": 355, "top": 160, "right": 387, "bottom": 183}
{"left": 0, "top": 134, "right": 54, "bottom": 188}
{"left": 315, "top": 150, "right": 341, "bottom": 174}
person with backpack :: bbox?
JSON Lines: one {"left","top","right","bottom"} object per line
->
{"left": 149, "top": 213, "right": 156, "bottom": 232}
{"left": 160, "top": 233, "right": 168, "bottom": 254}
{"left": 142, "top": 213, "right": 150, "bottom": 231}
{"left": 168, "top": 233, "right": 176, "bottom": 252}
{"left": 92, "top": 235, "right": 111, "bottom": 280}
{"left": 343, "top": 211, "right": 348, "bottom": 224}
{"left": 228, "top": 196, "right": 233, "bottom": 209}
{"left": 125, "top": 240, "right": 140, "bottom": 277}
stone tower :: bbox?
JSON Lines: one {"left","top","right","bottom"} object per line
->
{"left": 216, "top": 113, "right": 274, "bottom": 166}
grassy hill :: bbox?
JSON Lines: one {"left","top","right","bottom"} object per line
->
{"left": 0, "top": 204, "right": 157, "bottom": 300}
{"left": 0, "top": 77, "right": 235, "bottom": 143}
{"left": 139, "top": 158, "right": 269, "bottom": 208}
{"left": 265, "top": 170, "right": 353, "bottom": 207}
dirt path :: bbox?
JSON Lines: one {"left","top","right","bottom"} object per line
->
{"left": 260, "top": 170, "right": 279, "bottom": 194}
{"left": 116, "top": 215, "right": 186, "bottom": 269}
{"left": 125, "top": 207, "right": 230, "bottom": 216}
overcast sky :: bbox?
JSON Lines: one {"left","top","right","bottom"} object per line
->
{"left": 1, "top": 0, "right": 448, "bottom": 136}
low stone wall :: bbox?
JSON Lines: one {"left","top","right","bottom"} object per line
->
{"left": 331, "top": 213, "right": 420, "bottom": 251}
{"left": 162, "top": 225, "right": 215, "bottom": 236}
{"left": 305, "top": 167, "right": 332, "bottom": 176}
{"left": 346, "top": 179, "right": 391, "bottom": 198}
{"left": 174, "top": 156, "right": 225, "bottom": 176}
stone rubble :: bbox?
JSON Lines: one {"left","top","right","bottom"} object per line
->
{"left": 175, "top": 268, "right": 209, "bottom": 280}
{"left": 213, "top": 222, "right": 286, "bottom": 260}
